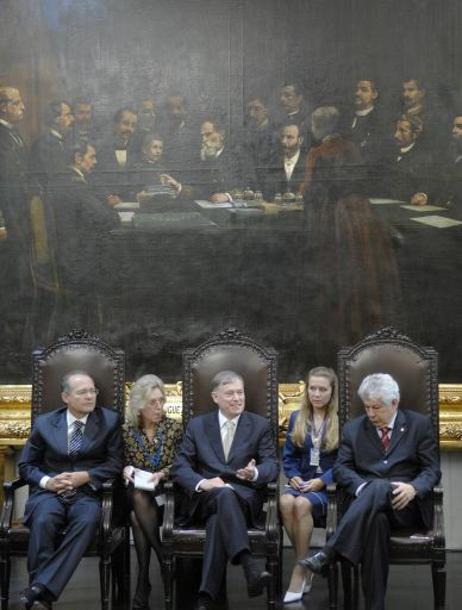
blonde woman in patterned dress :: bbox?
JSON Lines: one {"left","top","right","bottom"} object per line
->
{"left": 123, "top": 374, "right": 183, "bottom": 610}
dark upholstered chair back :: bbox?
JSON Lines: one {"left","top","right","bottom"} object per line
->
{"left": 31, "top": 329, "right": 125, "bottom": 421}
{"left": 337, "top": 327, "right": 439, "bottom": 439}
{"left": 182, "top": 328, "right": 278, "bottom": 443}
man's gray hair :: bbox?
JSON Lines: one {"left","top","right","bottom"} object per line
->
{"left": 61, "top": 370, "right": 95, "bottom": 394}
{"left": 211, "top": 370, "right": 244, "bottom": 392}
{"left": 358, "top": 373, "right": 400, "bottom": 407}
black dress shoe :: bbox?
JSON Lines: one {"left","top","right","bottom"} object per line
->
{"left": 242, "top": 562, "right": 272, "bottom": 597}
{"left": 195, "top": 593, "right": 212, "bottom": 610}
{"left": 19, "top": 585, "right": 46, "bottom": 609}
{"left": 31, "top": 602, "right": 53, "bottom": 610}
{"left": 298, "top": 550, "right": 334, "bottom": 575}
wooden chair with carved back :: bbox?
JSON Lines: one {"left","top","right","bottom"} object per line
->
{"left": 0, "top": 329, "right": 130, "bottom": 610}
{"left": 162, "top": 328, "right": 281, "bottom": 610}
{"left": 326, "top": 327, "right": 445, "bottom": 609}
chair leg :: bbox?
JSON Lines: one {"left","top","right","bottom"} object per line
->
{"left": 0, "top": 553, "right": 11, "bottom": 610}
{"left": 328, "top": 560, "right": 339, "bottom": 610}
{"left": 163, "top": 554, "right": 174, "bottom": 610}
{"left": 265, "top": 557, "right": 278, "bottom": 610}
{"left": 341, "top": 560, "right": 352, "bottom": 610}
{"left": 431, "top": 563, "right": 446, "bottom": 610}
{"left": 99, "top": 554, "right": 111, "bottom": 610}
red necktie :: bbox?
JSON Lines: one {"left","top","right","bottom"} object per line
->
{"left": 379, "top": 426, "right": 391, "bottom": 450}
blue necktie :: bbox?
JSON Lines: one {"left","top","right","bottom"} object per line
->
{"left": 69, "top": 420, "right": 84, "bottom": 456}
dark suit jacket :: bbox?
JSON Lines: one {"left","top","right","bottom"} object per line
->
{"left": 333, "top": 409, "right": 440, "bottom": 529}
{"left": 18, "top": 406, "right": 123, "bottom": 521}
{"left": 48, "top": 168, "right": 119, "bottom": 291}
{"left": 382, "top": 139, "right": 433, "bottom": 201}
{"left": 0, "top": 122, "right": 29, "bottom": 246}
{"left": 172, "top": 410, "right": 279, "bottom": 525}
{"left": 346, "top": 106, "right": 392, "bottom": 166}
{"left": 192, "top": 146, "right": 242, "bottom": 199}
{"left": 29, "top": 130, "right": 68, "bottom": 191}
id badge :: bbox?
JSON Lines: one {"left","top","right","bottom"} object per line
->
{"left": 310, "top": 447, "right": 320, "bottom": 467}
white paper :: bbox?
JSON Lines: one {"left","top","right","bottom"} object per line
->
{"left": 369, "top": 198, "right": 405, "bottom": 205}
{"left": 134, "top": 469, "right": 158, "bottom": 491}
{"left": 195, "top": 200, "right": 233, "bottom": 209}
{"left": 114, "top": 201, "right": 140, "bottom": 210}
{"left": 410, "top": 215, "right": 462, "bottom": 229}
{"left": 401, "top": 204, "right": 447, "bottom": 212}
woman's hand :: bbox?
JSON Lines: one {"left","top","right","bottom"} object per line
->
{"left": 289, "top": 476, "right": 304, "bottom": 491}
{"left": 148, "top": 471, "right": 165, "bottom": 485}
{"left": 300, "top": 478, "right": 325, "bottom": 492}
{"left": 123, "top": 465, "right": 135, "bottom": 484}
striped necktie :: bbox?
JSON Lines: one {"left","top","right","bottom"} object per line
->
{"left": 69, "top": 420, "right": 84, "bottom": 456}
{"left": 379, "top": 426, "right": 391, "bottom": 450}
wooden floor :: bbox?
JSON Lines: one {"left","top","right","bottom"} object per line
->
{"left": 6, "top": 548, "right": 462, "bottom": 609}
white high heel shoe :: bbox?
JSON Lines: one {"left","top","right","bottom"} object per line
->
{"left": 283, "top": 579, "right": 306, "bottom": 604}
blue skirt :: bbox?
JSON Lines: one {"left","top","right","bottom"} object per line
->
{"left": 282, "top": 487, "right": 328, "bottom": 522}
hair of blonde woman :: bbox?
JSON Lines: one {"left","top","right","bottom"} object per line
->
{"left": 125, "top": 374, "right": 166, "bottom": 428}
{"left": 291, "top": 366, "right": 339, "bottom": 452}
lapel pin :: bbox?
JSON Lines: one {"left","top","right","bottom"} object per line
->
{"left": 400, "top": 427, "right": 405, "bottom": 432}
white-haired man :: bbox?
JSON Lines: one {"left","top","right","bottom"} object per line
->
{"left": 300, "top": 373, "right": 440, "bottom": 610}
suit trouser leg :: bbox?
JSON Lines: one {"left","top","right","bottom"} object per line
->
{"left": 28, "top": 494, "right": 101, "bottom": 599}
{"left": 26, "top": 495, "right": 67, "bottom": 584}
{"left": 198, "top": 487, "right": 250, "bottom": 600}
{"left": 360, "top": 512, "right": 390, "bottom": 610}
{"left": 326, "top": 479, "right": 392, "bottom": 565}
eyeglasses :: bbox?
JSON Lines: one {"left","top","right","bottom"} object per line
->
{"left": 74, "top": 388, "right": 99, "bottom": 397}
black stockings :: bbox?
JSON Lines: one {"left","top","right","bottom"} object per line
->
{"left": 130, "top": 489, "right": 163, "bottom": 609}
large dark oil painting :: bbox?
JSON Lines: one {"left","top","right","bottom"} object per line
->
{"left": 1, "top": 0, "right": 462, "bottom": 382}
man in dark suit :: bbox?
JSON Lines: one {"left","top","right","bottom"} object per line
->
{"left": 192, "top": 119, "right": 241, "bottom": 202}
{"left": 47, "top": 140, "right": 119, "bottom": 329}
{"left": 18, "top": 371, "right": 123, "bottom": 609}
{"left": 29, "top": 100, "right": 74, "bottom": 191}
{"left": 92, "top": 107, "right": 138, "bottom": 203}
{"left": 0, "top": 85, "right": 31, "bottom": 297}
{"left": 381, "top": 114, "right": 433, "bottom": 204}
{"left": 263, "top": 123, "right": 306, "bottom": 201}
{"left": 345, "top": 79, "right": 392, "bottom": 167}
{"left": 172, "top": 370, "right": 279, "bottom": 610}
{"left": 300, "top": 373, "right": 440, "bottom": 610}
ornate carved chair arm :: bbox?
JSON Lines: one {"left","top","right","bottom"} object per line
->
{"left": 162, "top": 479, "right": 175, "bottom": 541}
{"left": 1, "top": 478, "right": 28, "bottom": 534}
{"left": 264, "top": 481, "right": 280, "bottom": 540}
{"left": 99, "top": 479, "right": 115, "bottom": 539}
{"left": 432, "top": 485, "right": 445, "bottom": 550}
{"left": 326, "top": 483, "right": 338, "bottom": 541}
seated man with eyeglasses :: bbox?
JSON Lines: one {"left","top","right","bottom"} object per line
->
{"left": 18, "top": 370, "right": 123, "bottom": 609}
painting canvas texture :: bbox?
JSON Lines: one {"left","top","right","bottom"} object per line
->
{"left": 1, "top": 0, "right": 461, "bottom": 382}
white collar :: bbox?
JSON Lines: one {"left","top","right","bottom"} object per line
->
{"left": 67, "top": 410, "right": 89, "bottom": 428}
{"left": 71, "top": 166, "right": 86, "bottom": 180}
{"left": 0, "top": 118, "right": 13, "bottom": 129}
{"left": 355, "top": 105, "right": 375, "bottom": 117}
{"left": 287, "top": 109, "right": 301, "bottom": 117}
{"left": 399, "top": 142, "right": 416, "bottom": 155}
{"left": 218, "top": 410, "right": 241, "bottom": 429}
{"left": 50, "top": 128, "right": 64, "bottom": 140}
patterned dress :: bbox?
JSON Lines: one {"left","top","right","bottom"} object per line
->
{"left": 123, "top": 416, "right": 183, "bottom": 478}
